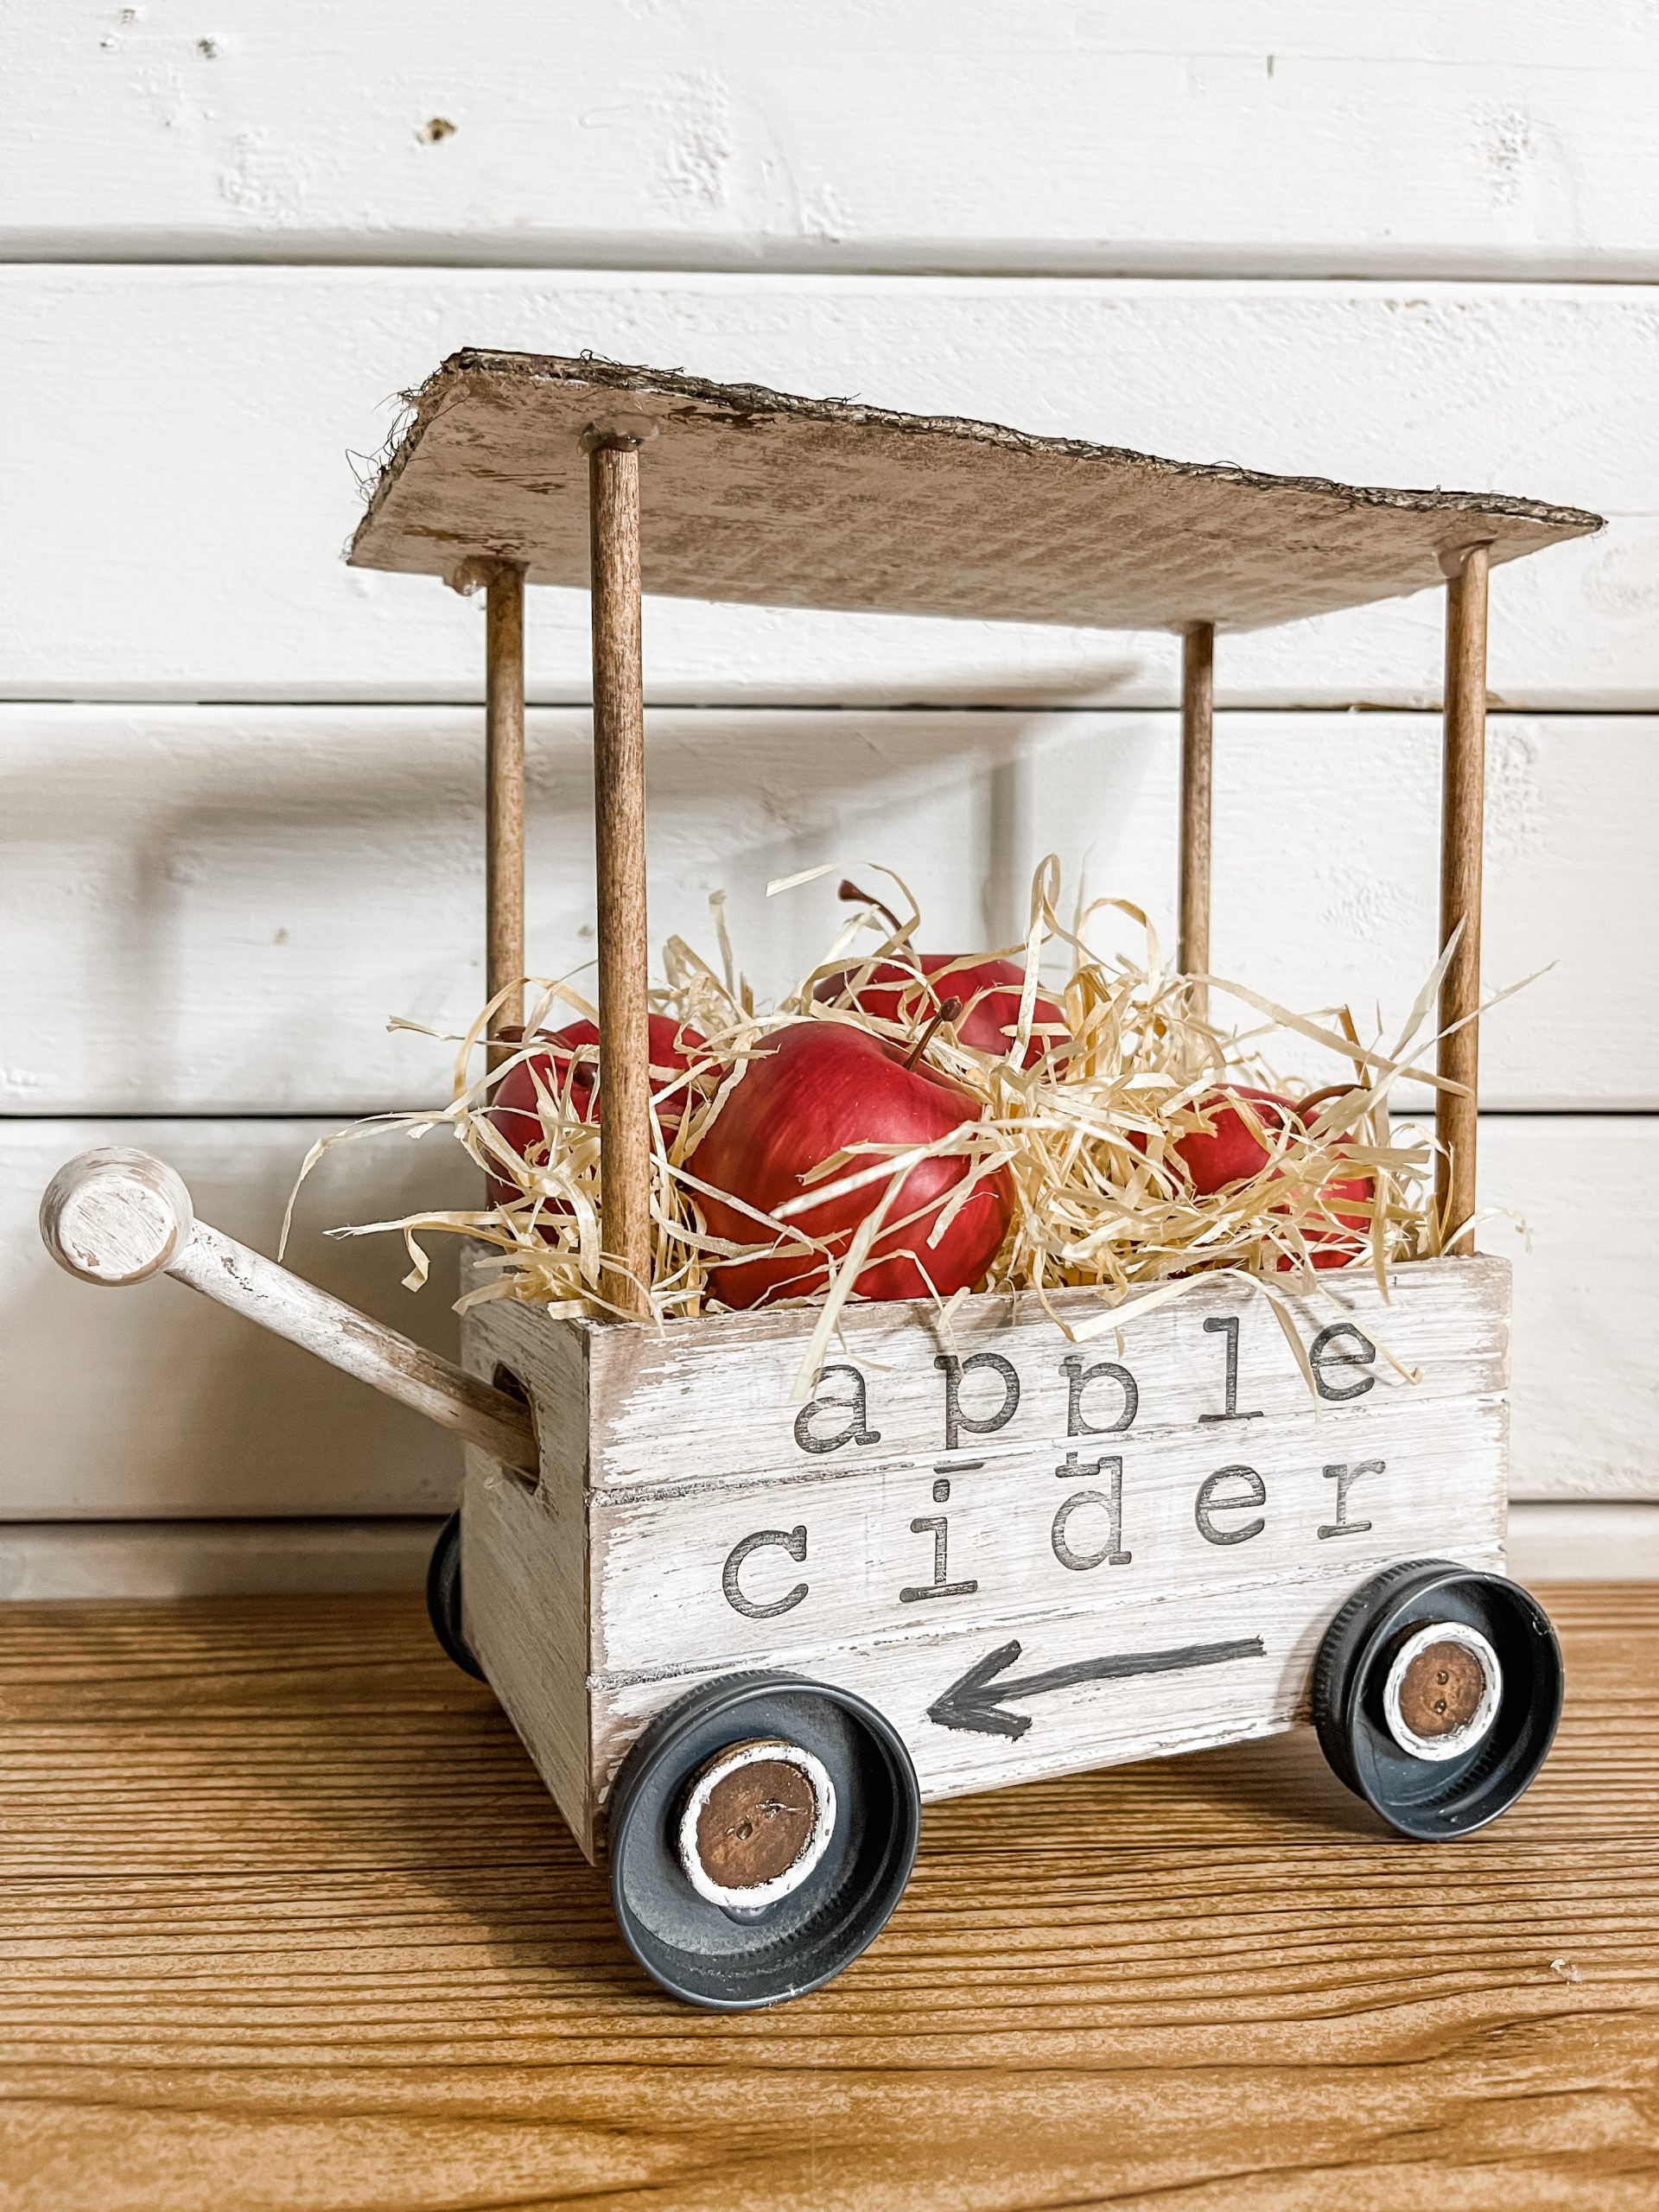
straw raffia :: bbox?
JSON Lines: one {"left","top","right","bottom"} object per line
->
{"left": 292, "top": 857, "right": 1514, "bottom": 1392}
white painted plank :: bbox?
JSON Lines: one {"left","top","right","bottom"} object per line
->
{"left": 0, "top": 1518, "right": 443, "bottom": 1599}
{"left": 1505, "top": 1505, "right": 1659, "bottom": 1583}
{"left": 0, "top": 1117, "right": 1649, "bottom": 1516}
{"left": 0, "top": 1503, "right": 1640, "bottom": 1602}
{"left": 0, "top": 1121, "right": 476, "bottom": 1518}
{"left": 463, "top": 1465, "right": 594, "bottom": 1857}
{"left": 552, "top": 1258, "right": 1510, "bottom": 1492}
{"left": 3, "top": 272, "right": 1650, "bottom": 708}
{"left": 585, "top": 1393, "right": 1507, "bottom": 1681}
{"left": 592, "top": 1541, "right": 1507, "bottom": 1809}
{"left": 1484, "top": 1120, "right": 1659, "bottom": 1504}
{"left": 6, "top": 707, "right": 1654, "bottom": 1113}
{"left": 8, "top": 6, "right": 1659, "bottom": 278}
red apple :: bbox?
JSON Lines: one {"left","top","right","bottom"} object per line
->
{"left": 691, "top": 1020, "right": 1014, "bottom": 1309}
{"left": 1143, "top": 1081, "right": 1374, "bottom": 1267}
{"left": 1163, "top": 1085, "right": 1304, "bottom": 1197}
{"left": 1279, "top": 1088, "right": 1374, "bottom": 1268}
{"left": 814, "top": 953, "right": 1066, "bottom": 1070}
{"left": 1268, "top": 1157, "right": 1375, "bottom": 1270}
{"left": 486, "top": 1014, "right": 707, "bottom": 1210}
{"left": 1302, "top": 1163, "right": 1375, "bottom": 1268}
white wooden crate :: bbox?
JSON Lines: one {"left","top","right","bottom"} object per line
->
{"left": 459, "top": 1256, "right": 1508, "bottom": 1859}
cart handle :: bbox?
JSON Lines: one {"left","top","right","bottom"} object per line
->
{"left": 39, "top": 1148, "right": 539, "bottom": 1480}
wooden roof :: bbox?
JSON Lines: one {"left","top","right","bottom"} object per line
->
{"left": 349, "top": 351, "right": 1602, "bottom": 633}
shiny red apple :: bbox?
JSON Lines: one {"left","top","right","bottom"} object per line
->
{"left": 1294, "top": 1161, "right": 1375, "bottom": 1268}
{"left": 1153, "top": 1083, "right": 1374, "bottom": 1267}
{"left": 817, "top": 881, "right": 1067, "bottom": 1069}
{"left": 1279, "top": 1087, "right": 1373, "bottom": 1269}
{"left": 1163, "top": 1085, "right": 1304, "bottom": 1196}
{"left": 814, "top": 954, "right": 1065, "bottom": 1070}
{"left": 691, "top": 1020, "right": 1014, "bottom": 1309}
{"left": 486, "top": 1014, "right": 707, "bottom": 1209}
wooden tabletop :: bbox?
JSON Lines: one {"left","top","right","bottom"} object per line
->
{"left": 2, "top": 1584, "right": 1655, "bottom": 2210}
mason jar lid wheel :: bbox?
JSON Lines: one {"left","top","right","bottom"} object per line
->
{"left": 425, "top": 1511, "right": 486, "bottom": 1681}
{"left": 1313, "top": 1560, "right": 1562, "bottom": 1840}
{"left": 607, "top": 1672, "right": 921, "bottom": 2011}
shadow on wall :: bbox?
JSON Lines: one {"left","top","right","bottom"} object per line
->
{"left": 2, "top": 672, "right": 1153, "bottom": 1116}
{"left": 3, "top": 664, "right": 1166, "bottom": 1519}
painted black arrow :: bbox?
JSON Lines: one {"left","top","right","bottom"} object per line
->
{"left": 927, "top": 1634, "right": 1267, "bottom": 1738}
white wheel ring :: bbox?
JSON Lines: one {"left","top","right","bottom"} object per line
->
{"left": 1382, "top": 1620, "right": 1503, "bottom": 1763}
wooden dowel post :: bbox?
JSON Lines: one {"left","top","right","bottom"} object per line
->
{"left": 1436, "top": 543, "right": 1491, "bottom": 1255}
{"left": 485, "top": 562, "right": 526, "bottom": 1066}
{"left": 1179, "top": 620, "right": 1215, "bottom": 1017}
{"left": 588, "top": 440, "right": 653, "bottom": 1318}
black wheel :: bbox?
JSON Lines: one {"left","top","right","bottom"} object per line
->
{"left": 1313, "top": 1559, "right": 1562, "bottom": 1840}
{"left": 607, "top": 1672, "right": 920, "bottom": 2011}
{"left": 425, "top": 1510, "right": 485, "bottom": 1681}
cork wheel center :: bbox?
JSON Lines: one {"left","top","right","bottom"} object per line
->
{"left": 1396, "top": 1639, "right": 1487, "bottom": 1738}
{"left": 677, "top": 1738, "right": 837, "bottom": 1911}
{"left": 1382, "top": 1620, "right": 1503, "bottom": 1763}
{"left": 695, "top": 1758, "right": 817, "bottom": 1891}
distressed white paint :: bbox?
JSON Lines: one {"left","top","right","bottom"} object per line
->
{"left": 0, "top": 1502, "right": 1638, "bottom": 1601}
{"left": 557, "top": 1258, "right": 1512, "bottom": 1490}
{"left": 41, "top": 1150, "right": 532, "bottom": 1478}
{"left": 4, "top": 273, "right": 1653, "bottom": 709}
{"left": 592, "top": 1548, "right": 1505, "bottom": 1816}
{"left": 456, "top": 1258, "right": 1507, "bottom": 1846}
{"left": 462, "top": 1459, "right": 594, "bottom": 1853}
{"left": 162, "top": 1217, "right": 534, "bottom": 1471}
{"left": 39, "top": 1147, "right": 195, "bottom": 1286}
{"left": 40, "top": 1147, "right": 537, "bottom": 1473}
{"left": 9, "top": 6, "right": 1659, "bottom": 278}
{"left": 6, "top": 707, "right": 1653, "bottom": 1115}
{"left": 586, "top": 1391, "right": 1508, "bottom": 1680}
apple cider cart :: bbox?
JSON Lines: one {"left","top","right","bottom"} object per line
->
{"left": 41, "top": 354, "right": 1600, "bottom": 2010}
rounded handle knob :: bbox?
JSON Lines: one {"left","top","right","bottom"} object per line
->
{"left": 39, "top": 1147, "right": 196, "bottom": 1287}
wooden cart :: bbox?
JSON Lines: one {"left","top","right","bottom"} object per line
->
{"left": 41, "top": 354, "right": 1600, "bottom": 2010}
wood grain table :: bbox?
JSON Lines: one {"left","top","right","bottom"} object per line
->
{"left": 1, "top": 1583, "right": 1655, "bottom": 2210}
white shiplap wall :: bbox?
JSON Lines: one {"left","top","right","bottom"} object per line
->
{"left": 9, "top": 5, "right": 1657, "bottom": 1590}
{"left": 10, "top": 5, "right": 1659, "bottom": 278}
